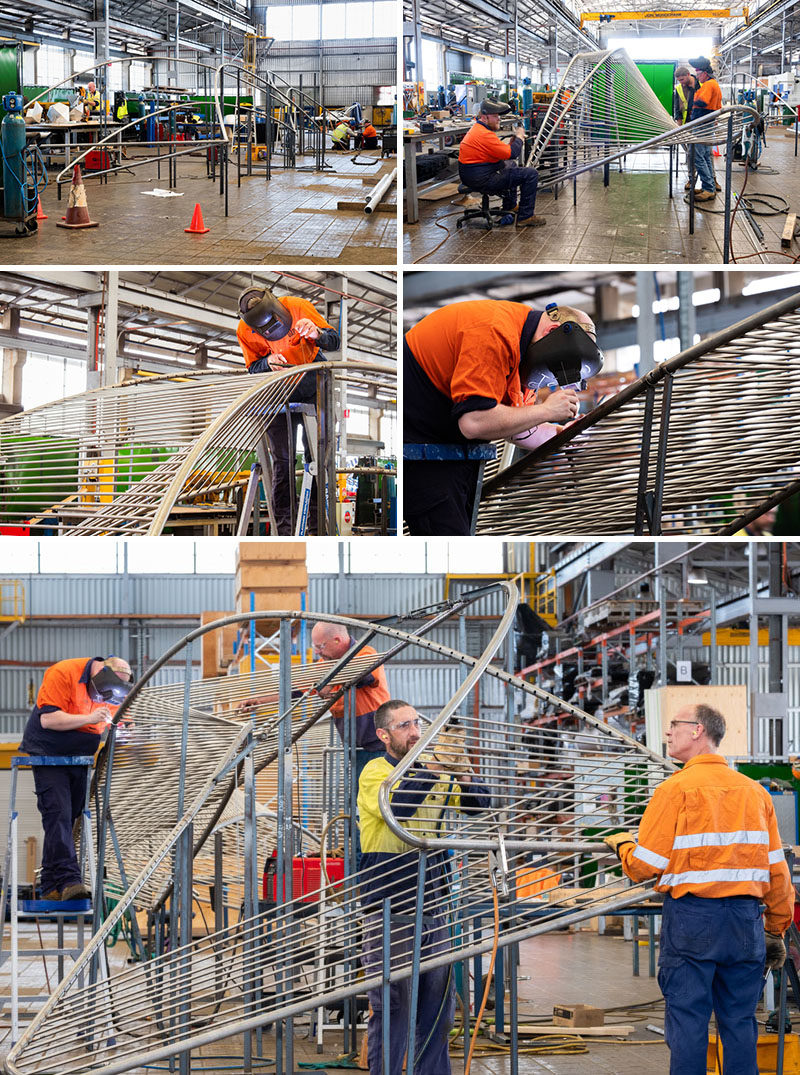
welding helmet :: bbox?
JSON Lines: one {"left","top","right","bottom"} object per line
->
{"left": 520, "top": 308, "right": 604, "bottom": 390}
{"left": 479, "top": 98, "right": 511, "bottom": 116}
{"left": 88, "top": 658, "right": 132, "bottom": 706}
{"left": 238, "top": 288, "right": 292, "bottom": 341}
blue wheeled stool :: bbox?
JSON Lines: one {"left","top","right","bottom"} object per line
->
{"left": 403, "top": 442, "right": 497, "bottom": 534}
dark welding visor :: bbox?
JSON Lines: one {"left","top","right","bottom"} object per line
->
{"left": 238, "top": 288, "right": 292, "bottom": 342}
{"left": 88, "top": 666, "right": 132, "bottom": 706}
{"left": 520, "top": 323, "right": 604, "bottom": 390}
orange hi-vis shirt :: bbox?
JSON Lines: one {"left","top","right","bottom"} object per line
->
{"left": 405, "top": 300, "right": 532, "bottom": 409}
{"left": 237, "top": 296, "right": 334, "bottom": 370}
{"left": 37, "top": 657, "right": 118, "bottom": 736}
{"left": 691, "top": 77, "right": 722, "bottom": 120}
{"left": 458, "top": 120, "right": 514, "bottom": 165}
{"left": 316, "top": 642, "right": 390, "bottom": 752}
{"left": 363, "top": 124, "right": 378, "bottom": 138}
{"left": 619, "top": 753, "right": 794, "bottom": 934}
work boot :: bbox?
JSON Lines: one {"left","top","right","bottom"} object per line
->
{"left": 41, "top": 888, "right": 61, "bottom": 901}
{"left": 715, "top": 180, "right": 722, "bottom": 191}
{"left": 684, "top": 179, "right": 695, "bottom": 190}
{"left": 516, "top": 215, "right": 547, "bottom": 228}
{"left": 60, "top": 881, "right": 91, "bottom": 901}
{"left": 695, "top": 189, "right": 716, "bottom": 202}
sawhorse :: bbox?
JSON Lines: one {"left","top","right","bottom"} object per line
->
{"left": 403, "top": 442, "right": 497, "bottom": 534}
{"left": 238, "top": 403, "right": 319, "bottom": 536}
{"left": 0, "top": 754, "right": 95, "bottom": 1042}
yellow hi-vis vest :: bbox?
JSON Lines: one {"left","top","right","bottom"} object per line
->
{"left": 675, "top": 82, "right": 688, "bottom": 124}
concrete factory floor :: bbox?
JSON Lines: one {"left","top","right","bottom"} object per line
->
{"left": 10, "top": 149, "right": 397, "bottom": 265}
{"left": 0, "top": 926, "right": 676, "bottom": 1074}
{"left": 404, "top": 129, "right": 800, "bottom": 265}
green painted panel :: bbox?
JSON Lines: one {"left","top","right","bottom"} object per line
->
{"left": 636, "top": 62, "right": 675, "bottom": 117}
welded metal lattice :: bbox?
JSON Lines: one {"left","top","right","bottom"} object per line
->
{"left": 528, "top": 48, "right": 756, "bottom": 187}
{"left": 476, "top": 292, "right": 800, "bottom": 535}
{"left": 0, "top": 362, "right": 389, "bottom": 535}
{"left": 5, "top": 589, "right": 675, "bottom": 1075}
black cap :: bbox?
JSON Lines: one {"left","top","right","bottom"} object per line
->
{"left": 690, "top": 56, "right": 713, "bottom": 74}
{"left": 479, "top": 98, "right": 511, "bottom": 116}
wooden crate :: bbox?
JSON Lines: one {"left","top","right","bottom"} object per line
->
{"left": 236, "top": 562, "right": 308, "bottom": 590}
{"left": 236, "top": 541, "right": 306, "bottom": 565}
{"left": 200, "top": 611, "right": 234, "bottom": 677}
{"left": 645, "top": 684, "right": 748, "bottom": 758}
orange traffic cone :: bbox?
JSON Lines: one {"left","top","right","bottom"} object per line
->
{"left": 56, "top": 165, "right": 98, "bottom": 229}
{"left": 184, "top": 203, "right": 209, "bottom": 234}
{"left": 35, "top": 197, "right": 47, "bottom": 221}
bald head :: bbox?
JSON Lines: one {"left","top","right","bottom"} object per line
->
{"left": 311, "top": 622, "right": 351, "bottom": 659}
{"left": 533, "top": 303, "right": 597, "bottom": 344}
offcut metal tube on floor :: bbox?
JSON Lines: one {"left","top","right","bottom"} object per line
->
{"left": 364, "top": 167, "right": 396, "bottom": 214}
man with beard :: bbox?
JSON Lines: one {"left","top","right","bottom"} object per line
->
{"left": 357, "top": 700, "right": 491, "bottom": 1075}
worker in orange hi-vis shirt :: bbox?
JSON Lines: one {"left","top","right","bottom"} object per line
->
{"left": 604, "top": 703, "right": 794, "bottom": 1075}
{"left": 20, "top": 656, "right": 133, "bottom": 902}
{"left": 458, "top": 98, "right": 543, "bottom": 228}
{"left": 403, "top": 299, "right": 603, "bottom": 535}
{"left": 237, "top": 287, "right": 340, "bottom": 535}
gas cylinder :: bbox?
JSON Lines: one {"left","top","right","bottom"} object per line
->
{"left": 2, "top": 93, "right": 27, "bottom": 221}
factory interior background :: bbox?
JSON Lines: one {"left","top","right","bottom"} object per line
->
{"left": 4, "top": 0, "right": 800, "bottom": 1058}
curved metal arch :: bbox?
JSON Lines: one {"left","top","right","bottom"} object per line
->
{"left": 148, "top": 359, "right": 390, "bottom": 535}
{"left": 5, "top": 587, "right": 676, "bottom": 1075}
{"left": 528, "top": 47, "right": 760, "bottom": 187}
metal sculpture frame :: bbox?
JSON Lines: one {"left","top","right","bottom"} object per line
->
{"left": 4, "top": 583, "right": 676, "bottom": 1075}
{"left": 475, "top": 290, "right": 800, "bottom": 537}
{"left": 0, "top": 361, "right": 395, "bottom": 536}
{"left": 528, "top": 48, "right": 761, "bottom": 262}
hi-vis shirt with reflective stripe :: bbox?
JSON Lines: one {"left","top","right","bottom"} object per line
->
{"left": 619, "top": 753, "right": 793, "bottom": 933}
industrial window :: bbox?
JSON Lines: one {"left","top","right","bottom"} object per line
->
{"left": 471, "top": 55, "right": 491, "bottom": 77}
{"left": 21, "top": 353, "right": 86, "bottom": 411}
{"left": 421, "top": 39, "right": 441, "bottom": 88}
{"left": 322, "top": 3, "right": 346, "bottom": 37}
{"left": 36, "top": 46, "right": 66, "bottom": 87}
{"left": 373, "top": 2, "right": 395, "bottom": 37}
{"left": 294, "top": 5, "right": 321, "bottom": 39}
{"left": 345, "top": 2, "right": 374, "bottom": 36}
{"left": 265, "top": 6, "right": 293, "bottom": 39}
{"left": 72, "top": 51, "right": 95, "bottom": 82}
{"left": 129, "top": 62, "right": 152, "bottom": 92}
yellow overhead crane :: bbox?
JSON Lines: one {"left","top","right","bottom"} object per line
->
{"left": 580, "top": 7, "right": 747, "bottom": 23}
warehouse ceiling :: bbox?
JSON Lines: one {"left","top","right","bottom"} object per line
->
{"left": 8, "top": 0, "right": 252, "bottom": 57}
{"left": 0, "top": 270, "right": 396, "bottom": 403}
{"left": 409, "top": 0, "right": 799, "bottom": 72}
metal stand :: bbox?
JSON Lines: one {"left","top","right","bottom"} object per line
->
{"left": 0, "top": 754, "right": 95, "bottom": 1042}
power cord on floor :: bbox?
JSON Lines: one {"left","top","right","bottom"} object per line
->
{"left": 411, "top": 206, "right": 468, "bottom": 263}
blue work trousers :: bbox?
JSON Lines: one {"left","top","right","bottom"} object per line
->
{"left": 478, "top": 165, "right": 539, "bottom": 219}
{"left": 658, "top": 893, "right": 766, "bottom": 1075}
{"left": 31, "top": 764, "right": 88, "bottom": 895}
{"left": 362, "top": 911, "right": 455, "bottom": 1075}
{"left": 693, "top": 143, "right": 716, "bottom": 192}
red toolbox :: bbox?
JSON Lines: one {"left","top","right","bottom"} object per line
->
{"left": 262, "top": 852, "right": 345, "bottom": 902}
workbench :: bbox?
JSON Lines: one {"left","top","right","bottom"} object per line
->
{"left": 403, "top": 117, "right": 518, "bottom": 224}
{"left": 26, "top": 120, "right": 123, "bottom": 178}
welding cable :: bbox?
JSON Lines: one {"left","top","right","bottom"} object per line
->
{"left": 411, "top": 208, "right": 465, "bottom": 263}
{"left": 464, "top": 856, "right": 500, "bottom": 1075}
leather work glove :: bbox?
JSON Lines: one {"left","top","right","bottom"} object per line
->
{"left": 430, "top": 729, "right": 473, "bottom": 778}
{"left": 603, "top": 831, "right": 636, "bottom": 859}
{"left": 765, "top": 932, "right": 787, "bottom": 971}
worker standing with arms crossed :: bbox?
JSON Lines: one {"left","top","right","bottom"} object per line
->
{"left": 604, "top": 703, "right": 794, "bottom": 1075}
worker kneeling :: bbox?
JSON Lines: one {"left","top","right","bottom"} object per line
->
{"left": 458, "top": 99, "right": 544, "bottom": 228}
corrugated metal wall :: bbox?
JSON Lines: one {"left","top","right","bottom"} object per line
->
{"left": 150, "top": 41, "right": 394, "bottom": 112}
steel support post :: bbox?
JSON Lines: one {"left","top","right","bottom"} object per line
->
{"left": 382, "top": 897, "right": 391, "bottom": 1075}
{"left": 650, "top": 371, "right": 674, "bottom": 534}
{"left": 723, "top": 116, "right": 734, "bottom": 263}
{"left": 405, "top": 852, "right": 428, "bottom": 1075}
{"left": 178, "top": 821, "right": 193, "bottom": 1075}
